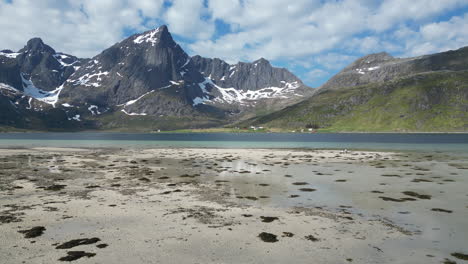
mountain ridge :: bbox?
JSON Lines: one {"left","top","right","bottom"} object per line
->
{"left": 318, "top": 46, "right": 468, "bottom": 93}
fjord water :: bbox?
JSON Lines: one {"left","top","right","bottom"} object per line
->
{"left": 0, "top": 132, "right": 467, "bottom": 153}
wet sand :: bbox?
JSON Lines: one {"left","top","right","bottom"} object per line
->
{"left": 0, "top": 147, "right": 467, "bottom": 263}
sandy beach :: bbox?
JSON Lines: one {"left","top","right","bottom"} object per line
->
{"left": 0, "top": 147, "right": 467, "bottom": 263}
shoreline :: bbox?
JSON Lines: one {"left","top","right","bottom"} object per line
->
{"left": 1, "top": 147, "right": 467, "bottom": 263}
{"left": 0, "top": 146, "right": 466, "bottom": 156}
{"left": 1, "top": 146, "right": 468, "bottom": 158}
{"left": 1, "top": 129, "right": 468, "bottom": 134}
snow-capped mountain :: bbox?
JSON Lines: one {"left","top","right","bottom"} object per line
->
{"left": 0, "top": 38, "right": 82, "bottom": 92}
{"left": 0, "top": 38, "right": 84, "bottom": 109}
{"left": 58, "top": 25, "right": 311, "bottom": 116}
{"left": 0, "top": 25, "right": 312, "bottom": 130}
{"left": 190, "top": 56, "right": 309, "bottom": 106}
{"left": 59, "top": 25, "right": 210, "bottom": 117}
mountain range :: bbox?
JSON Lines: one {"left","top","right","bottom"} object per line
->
{"left": 0, "top": 25, "right": 311, "bottom": 131}
{"left": 0, "top": 25, "right": 467, "bottom": 132}
{"left": 244, "top": 46, "right": 468, "bottom": 132}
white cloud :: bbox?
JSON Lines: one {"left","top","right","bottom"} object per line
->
{"left": 130, "top": 0, "right": 164, "bottom": 18}
{"left": 420, "top": 14, "right": 468, "bottom": 42}
{"left": 164, "top": 0, "right": 214, "bottom": 40}
{"left": 393, "top": 13, "right": 468, "bottom": 56}
{"left": 190, "top": 0, "right": 468, "bottom": 67}
{"left": 370, "top": 0, "right": 468, "bottom": 32}
{"left": 190, "top": 0, "right": 369, "bottom": 63}
{"left": 0, "top": 0, "right": 164, "bottom": 57}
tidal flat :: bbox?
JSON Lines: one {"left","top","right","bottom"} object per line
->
{"left": 0, "top": 147, "right": 467, "bottom": 263}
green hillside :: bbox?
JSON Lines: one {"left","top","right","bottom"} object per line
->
{"left": 244, "top": 71, "right": 468, "bottom": 132}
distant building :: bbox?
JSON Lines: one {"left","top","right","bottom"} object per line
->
{"left": 250, "top": 126, "right": 264, "bottom": 131}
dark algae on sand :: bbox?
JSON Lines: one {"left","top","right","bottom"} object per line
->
{"left": 56, "top": 238, "right": 101, "bottom": 249}
{"left": 259, "top": 232, "right": 278, "bottom": 242}
{"left": 18, "top": 226, "right": 46, "bottom": 238}
{"left": 451, "top": 252, "right": 468, "bottom": 260}
{"left": 59, "top": 251, "right": 96, "bottom": 261}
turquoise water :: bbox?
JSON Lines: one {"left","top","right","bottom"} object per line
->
{"left": 0, "top": 132, "right": 467, "bottom": 153}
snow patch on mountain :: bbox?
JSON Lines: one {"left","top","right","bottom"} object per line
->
{"left": 69, "top": 71, "right": 109, "bottom": 87}
{"left": 192, "top": 78, "right": 213, "bottom": 106}
{"left": 213, "top": 80, "right": 301, "bottom": 105}
{"left": 180, "top": 58, "right": 190, "bottom": 68}
{"left": 134, "top": 28, "right": 160, "bottom": 46}
{"left": 26, "top": 98, "right": 33, "bottom": 109}
{"left": 88, "top": 105, "right": 101, "bottom": 115}
{"left": 53, "top": 53, "right": 78, "bottom": 68}
{"left": 21, "top": 74, "right": 63, "bottom": 107}
{"left": 120, "top": 90, "right": 155, "bottom": 107}
{"left": 191, "top": 77, "right": 302, "bottom": 106}
{"left": 68, "top": 114, "right": 81, "bottom": 121}
{"left": 170, "top": 80, "right": 182, "bottom": 85}
{"left": 118, "top": 90, "right": 156, "bottom": 115}
{"left": 0, "top": 51, "right": 20, "bottom": 58}
{"left": 0, "top": 83, "right": 19, "bottom": 92}
{"left": 192, "top": 97, "right": 207, "bottom": 106}
{"left": 356, "top": 66, "right": 381, "bottom": 74}
{"left": 121, "top": 109, "right": 148, "bottom": 116}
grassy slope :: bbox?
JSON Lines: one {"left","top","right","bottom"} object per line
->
{"left": 245, "top": 71, "right": 468, "bottom": 132}
{"left": 91, "top": 111, "right": 226, "bottom": 132}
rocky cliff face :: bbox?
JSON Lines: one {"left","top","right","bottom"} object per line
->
{"left": 190, "top": 55, "right": 312, "bottom": 111}
{"left": 16, "top": 38, "right": 82, "bottom": 91}
{"left": 191, "top": 56, "right": 303, "bottom": 92}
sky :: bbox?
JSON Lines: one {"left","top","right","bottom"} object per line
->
{"left": 1, "top": 0, "right": 468, "bottom": 87}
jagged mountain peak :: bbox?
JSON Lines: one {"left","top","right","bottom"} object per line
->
{"left": 344, "top": 52, "right": 394, "bottom": 71}
{"left": 157, "top": 24, "right": 170, "bottom": 37}
{"left": 60, "top": 24, "right": 207, "bottom": 108}
{"left": 129, "top": 24, "right": 175, "bottom": 48}
{"left": 192, "top": 55, "right": 305, "bottom": 92}
{"left": 2, "top": 37, "right": 83, "bottom": 93}
{"left": 252, "top": 57, "right": 270, "bottom": 65}
{"left": 192, "top": 55, "right": 225, "bottom": 64}
{"left": 26, "top": 37, "right": 44, "bottom": 46}
{"left": 20, "top": 37, "right": 56, "bottom": 54}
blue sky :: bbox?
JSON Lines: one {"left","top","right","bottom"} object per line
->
{"left": 2, "top": 0, "right": 468, "bottom": 87}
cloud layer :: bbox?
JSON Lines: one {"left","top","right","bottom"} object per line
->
{"left": 1, "top": 0, "right": 468, "bottom": 86}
